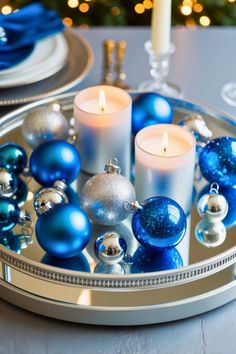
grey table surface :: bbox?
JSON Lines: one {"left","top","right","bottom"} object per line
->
{"left": 0, "top": 27, "right": 236, "bottom": 354}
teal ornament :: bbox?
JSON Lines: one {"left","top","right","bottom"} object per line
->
{"left": 132, "top": 93, "right": 173, "bottom": 135}
{"left": 0, "top": 197, "right": 19, "bottom": 232}
{"left": 36, "top": 204, "right": 90, "bottom": 258}
{"left": 29, "top": 140, "right": 81, "bottom": 186}
{"left": 199, "top": 137, "right": 236, "bottom": 187}
{"left": 130, "top": 196, "right": 186, "bottom": 250}
{"left": 41, "top": 253, "right": 90, "bottom": 272}
{"left": 131, "top": 246, "right": 183, "bottom": 273}
{"left": 0, "top": 232, "right": 21, "bottom": 254}
{"left": 0, "top": 143, "right": 27, "bottom": 175}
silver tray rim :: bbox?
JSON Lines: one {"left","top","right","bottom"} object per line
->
{"left": 0, "top": 91, "right": 235, "bottom": 291}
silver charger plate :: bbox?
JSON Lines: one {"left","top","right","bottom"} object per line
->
{"left": 0, "top": 30, "right": 94, "bottom": 106}
{"left": 0, "top": 92, "right": 235, "bottom": 326}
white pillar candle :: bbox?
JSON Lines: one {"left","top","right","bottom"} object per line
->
{"left": 135, "top": 124, "right": 196, "bottom": 214}
{"left": 151, "top": 0, "right": 172, "bottom": 56}
{"left": 74, "top": 85, "right": 132, "bottom": 177}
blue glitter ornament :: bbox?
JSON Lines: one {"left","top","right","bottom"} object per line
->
{"left": 0, "top": 143, "right": 27, "bottom": 175}
{"left": 132, "top": 93, "right": 173, "bottom": 135}
{"left": 199, "top": 137, "right": 236, "bottom": 187}
{"left": 0, "top": 197, "right": 19, "bottom": 232}
{"left": 36, "top": 204, "right": 90, "bottom": 258}
{"left": 131, "top": 246, "right": 183, "bottom": 273}
{"left": 130, "top": 196, "right": 186, "bottom": 250}
{"left": 29, "top": 140, "right": 81, "bottom": 186}
{"left": 199, "top": 184, "right": 236, "bottom": 229}
{"left": 41, "top": 253, "right": 90, "bottom": 272}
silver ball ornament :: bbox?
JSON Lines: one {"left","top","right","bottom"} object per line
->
{"left": 198, "top": 192, "right": 228, "bottom": 222}
{"left": 0, "top": 168, "right": 17, "bottom": 197}
{"left": 22, "top": 106, "right": 69, "bottom": 149}
{"left": 95, "top": 231, "right": 127, "bottom": 265}
{"left": 34, "top": 180, "right": 68, "bottom": 215}
{"left": 81, "top": 159, "right": 136, "bottom": 226}
{"left": 195, "top": 219, "right": 226, "bottom": 248}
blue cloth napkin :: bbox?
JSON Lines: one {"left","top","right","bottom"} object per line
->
{"left": 0, "top": 3, "right": 64, "bottom": 70}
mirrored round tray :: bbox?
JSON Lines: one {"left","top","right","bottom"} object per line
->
{"left": 0, "top": 91, "right": 235, "bottom": 326}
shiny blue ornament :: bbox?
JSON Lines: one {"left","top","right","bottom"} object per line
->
{"left": 131, "top": 246, "right": 183, "bottom": 273}
{"left": 66, "top": 186, "right": 80, "bottom": 208}
{"left": 29, "top": 140, "right": 81, "bottom": 186}
{"left": 0, "top": 231, "right": 22, "bottom": 254}
{"left": 199, "top": 137, "right": 236, "bottom": 187}
{"left": 41, "top": 253, "right": 90, "bottom": 272}
{"left": 132, "top": 196, "right": 186, "bottom": 250}
{"left": 36, "top": 204, "right": 90, "bottom": 258}
{"left": 199, "top": 184, "right": 236, "bottom": 229}
{"left": 0, "top": 197, "right": 19, "bottom": 232}
{"left": 13, "top": 178, "right": 28, "bottom": 207}
{"left": 0, "top": 143, "right": 27, "bottom": 175}
{"left": 132, "top": 93, "right": 173, "bottom": 135}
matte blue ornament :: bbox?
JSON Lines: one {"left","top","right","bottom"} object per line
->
{"left": 132, "top": 93, "right": 173, "bottom": 135}
{"left": 41, "top": 253, "right": 90, "bottom": 272}
{"left": 199, "top": 137, "right": 236, "bottom": 187}
{"left": 0, "top": 197, "right": 19, "bottom": 232}
{"left": 29, "top": 140, "right": 81, "bottom": 186}
{"left": 199, "top": 184, "right": 236, "bottom": 229}
{"left": 0, "top": 231, "right": 22, "bottom": 254}
{"left": 0, "top": 143, "right": 27, "bottom": 175}
{"left": 131, "top": 196, "right": 186, "bottom": 250}
{"left": 36, "top": 204, "right": 90, "bottom": 258}
{"left": 131, "top": 246, "right": 183, "bottom": 273}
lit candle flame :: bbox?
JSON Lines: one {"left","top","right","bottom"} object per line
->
{"left": 99, "top": 89, "right": 106, "bottom": 112}
{"left": 162, "top": 131, "right": 168, "bottom": 153}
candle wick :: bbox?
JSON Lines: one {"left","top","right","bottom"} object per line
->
{"left": 164, "top": 147, "right": 167, "bottom": 153}
{"left": 101, "top": 107, "right": 104, "bottom": 112}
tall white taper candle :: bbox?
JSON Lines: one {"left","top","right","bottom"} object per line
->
{"left": 151, "top": 0, "right": 172, "bottom": 56}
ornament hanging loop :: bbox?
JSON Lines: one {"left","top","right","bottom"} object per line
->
{"left": 124, "top": 201, "right": 142, "bottom": 213}
{"left": 210, "top": 183, "right": 219, "bottom": 195}
{"left": 104, "top": 158, "right": 121, "bottom": 174}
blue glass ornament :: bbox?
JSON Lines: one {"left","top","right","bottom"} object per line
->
{"left": 29, "top": 140, "right": 81, "bottom": 186}
{"left": 0, "top": 197, "right": 19, "bottom": 232}
{"left": 199, "top": 137, "right": 236, "bottom": 187}
{"left": 41, "top": 253, "right": 90, "bottom": 272}
{"left": 36, "top": 204, "right": 90, "bottom": 258}
{"left": 131, "top": 246, "right": 183, "bottom": 273}
{"left": 131, "top": 196, "right": 186, "bottom": 250}
{"left": 0, "top": 143, "right": 27, "bottom": 175}
{"left": 198, "top": 184, "right": 236, "bottom": 229}
{"left": 66, "top": 186, "right": 80, "bottom": 208}
{"left": 132, "top": 93, "right": 173, "bottom": 135}
{"left": 0, "top": 231, "right": 22, "bottom": 254}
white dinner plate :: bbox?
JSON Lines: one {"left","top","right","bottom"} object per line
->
{"left": 0, "top": 33, "right": 68, "bottom": 88}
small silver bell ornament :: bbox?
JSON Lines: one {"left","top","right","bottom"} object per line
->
{"left": 22, "top": 103, "right": 69, "bottom": 149}
{"left": 81, "top": 158, "right": 136, "bottom": 226}
{"left": 34, "top": 180, "right": 68, "bottom": 215}
{"left": 195, "top": 183, "right": 228, "bottom": 247}
{"left": 179, "top": 114, "right": 213, "bottom": 143}
{"left": 0, "top": 168, "right": 18, "bottom": 197}
{"left": 95, "top": 231, "right": 127, "bottom": 265}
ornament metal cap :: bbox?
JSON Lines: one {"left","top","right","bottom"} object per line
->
{"left": 104, "top": 158, "right": 121, "bottom": 174}
{"left": 124, "top": 201, "right": 142, "bottom": 213}
{"left": 53, "top": 180, "right": 67, "bottom": 192}
{"left": 183, "top": 114, "right": 213, "bottom": 142}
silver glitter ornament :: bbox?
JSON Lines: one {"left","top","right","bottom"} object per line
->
{"left": 195, "top": 219, "right": 226, "bottom": 248}
{"left": 0, "top": 168, "right": 17, "bottom": 197}
{"left": 95, "top": 231, "right": 127, "bottom": 265}
{"left": 198, "top": 183, "right": 228, "bottom": 222}
{"left": 34, "top": 180, "right": 68, "bottom": 215}
{"left": 180, "top": 114, "right": 213, "bottom": 142}
{"left": 81, "top": 158, "right": 136, "bottom": 226}
{"left": 22, "top": 105, "right": 69, "bottom": 148}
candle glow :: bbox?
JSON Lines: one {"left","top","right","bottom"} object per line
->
{"left": 99, "top": 89, "right": 106, "bottom": 112}
{"left": 162, "top": 131, "right": 169, "bottom": 153}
